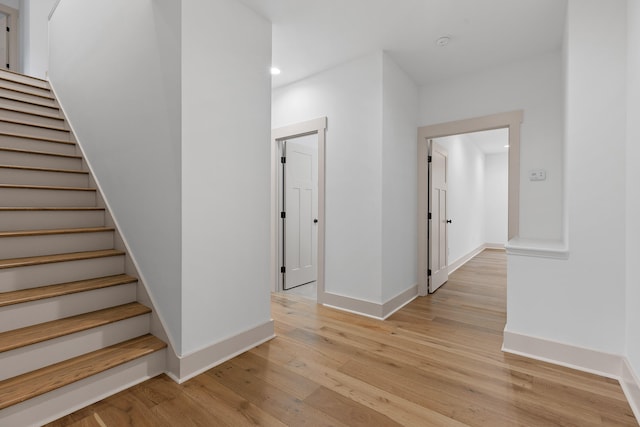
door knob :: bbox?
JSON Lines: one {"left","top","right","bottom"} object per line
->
{"left": 446, "top": 219, "right": 452, "bottom": 224}
{"left": 313, "top": 219, "right": 318, "bottom": 223}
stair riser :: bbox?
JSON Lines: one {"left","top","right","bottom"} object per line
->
{"left": 0, "top": 188, "right": 96, "bottom": 207}
{"left": 0, "top": 150, "right": 81, "bottom": 170}
{"left": 0, "top": 255, "right": 125, "bottom": 292}
{"left": 0, "top": 135, "right": 76, "bottom": 156}
{"left": 0, "top": 168, "right": 88, "bottom": 187}
{"left": 0, "top": 87, "right": 58, "bottom": 108}
{"left": 0, "top": 109, "right": 67, "bottom": 130}
{"left": 0, "top": 79, "right": 52, "bottom": 99}
{"left": 0, "top": 121, "right": 71, "bottom": 141}
{"left": 0, "top": 283, "right": 137, "bottom": 333}
{"left": 0, "top": 231, "right": 114, "bottom": 259}
{"left": 0, "top": 349, "right": 165, "bottom": 427}
{"left": 0, "top": 71, "right": 50, "bottom": 90}
{"left": 0, "top": 315, "right": 150, "bottom": 381}
{"left": 0, "top": 210, "right": 105, "bottom": 231}
{"left": 0, "top": 97, "right": 61, "bottom": 118}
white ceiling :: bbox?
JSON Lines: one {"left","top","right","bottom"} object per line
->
{"left": 464, "top": 128, "right": 510, "bottom": 154}
{"left": 239, "top": 0, "right": 567, "bottom": 88}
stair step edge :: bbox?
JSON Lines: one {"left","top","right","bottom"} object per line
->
{"left": 0, "top": 226, "right": 114, "bottom": 238}
{"left": 0, "top": 207, "right": 104, "bottom": 211}
{"left": 0, "top": 165, "right": 87, "bottom": 174}
{"left": 0, "top": 85, "right": 55, "bottom": 101}
{"left": 0, "top": 302, "right": 150, "bottom": 354}
{"left": 0, "top": 184, "right": 95, "bottom": 191}
{"left": 0, "top": 334, "right": 166, "bottom": 410}
{"left": 0, "top": 249, "right": 125, "bottom": 270}
{"left": 0, "top": 274, "right": 137, "bottom": 308}
{"left": 0, "top": 147, "right": 81, "bottom": 159}
{"left": 0, "top": 132, "right": 74, "bottom": 145}
{"left": 0, "top": 106, "right": 65, "bottom": 121}
{"left": 0, "top": 118, "right": 69, "bottom": 132}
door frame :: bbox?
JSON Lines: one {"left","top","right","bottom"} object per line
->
{"left": 0, "top": 3, "right": 19, "bottom": 72}
{"left": 417, "top": 110, "right": 523, "bottom": 296}
{"left": 271, "top": 117, "right": 327, "bottom": 301}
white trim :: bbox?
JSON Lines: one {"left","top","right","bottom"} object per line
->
{"left": 166, "top": 320, "right": 275, "bottom": 383}
{"left": 271, "top": 117, "right": 328, "bottom": 302}
{"left": 417, "top": 110, "right": 523, "bottom": 296}
{"left": 621, "top": 358, "right": 640, "bottom": 422}
{"left": 448, "top": 244, "right": 485, "bottom": 275}
{"left": 502, "top": 329, "right": 623, "bottom": 379}
{"left": 505, "top": 237, "right": 569, "bottom": 260}
{"left": 322, "top": 285, "right": 418, "bottom": 320}
{"left": 484, "top": 242, "right": 505, "bottom": 250}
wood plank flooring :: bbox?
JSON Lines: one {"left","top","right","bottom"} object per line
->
{"left": 46, "top": 250, "right": 638, "bottom": 426}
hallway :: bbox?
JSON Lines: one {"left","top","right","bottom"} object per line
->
{"left": 48, "top": 250, "right": 636, "bottom": 426}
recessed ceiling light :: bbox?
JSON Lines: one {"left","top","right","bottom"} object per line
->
{"left": 435, "top": 36, "right": 451, "bottom": 47}
{"left": 504, "top": 145, "right": 510, "bottom": 148}
{"left": 270, "top": 67, "right": 281, "bottom": 75}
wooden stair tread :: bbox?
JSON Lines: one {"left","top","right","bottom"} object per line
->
{"left": 0, "top": 131, "right": 74, "bottom": 145}
{"left": 0, "top": 146, "right": 80, "bottom": 159}
{"left": 0, "top": 118, "right": 67, "bottom": 132}
{"left": 0, "top": 164, "right": 88, "bottom": 174}
{"left": 0, "top": 85, "right": 55, "bottom": 101}
{"left": 0, "top": 302, "right": 150, "bottom": 353}
{"left": 0, "top": 207, "right": 104, "bottom": 211}
{"left": 0, "top": 249, "right": 124, "bottom": 270}
{"left": 0, "top": 72, "right": 49, "bottom": 87}
{"left": 0, "top": 226, "right": 114, "bottom": 238}
{"left": 0, "top": 334, "right": 165, "bottom": 410}
{"left": 0, "top": 106, "right": 65, "bottom": 121}
{"left": 0, "top": 302, "right": 145, "bottom": 353}
{"left": 0, "top": 184, "right": 95, "bottom": 191}
{"left": 0, "top": 274, "right": 137, "bottom": 308}
{"left": 0, "top": 95, "right": 60, "bottom": 111}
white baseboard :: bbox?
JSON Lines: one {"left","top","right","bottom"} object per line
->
{"left": 502, "top": 329, "right": 623, "bottom": 379}
{"left": 166, "top": 320, "right": 275, "bottom": 383}
{"left": 322, "top": 285, "right": 417, "bottom": 320}
{"left": 621, "top": 358, "right": 640, "bottom": 422}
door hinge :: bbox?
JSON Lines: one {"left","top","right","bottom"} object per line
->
{"left": 5, "top": 64, "right": 9, "bottom": 69}
{"left": 281, "top": 266, "right": 286, "bottom": 273}
{"left": 428, "top": 212, "right": 432, "bottom": 220}
{"left": 428, "top": 155, "right": 432, "bottom": 163}
{"left": 281, "top": 156, "right": 286, "bottom": 164}
{"left": 427, "top": 269, "right": 432, "bottom": 276}
{"left": 6, "top": 26, "right": 9, "bottom": 32}
{"left": 280, "top": 211, "right": 286, "bottom": 219}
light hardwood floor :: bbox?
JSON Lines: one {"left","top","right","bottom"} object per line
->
{"left": 47, "top": 250, "right": 637, "bottom": 426}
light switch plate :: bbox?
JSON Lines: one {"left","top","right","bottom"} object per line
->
{"left": 529, "top": 169, "right": 546, "bottom": 181}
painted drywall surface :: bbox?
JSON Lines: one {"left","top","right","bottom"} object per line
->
{"left": 484, "top": 152, "right": 509, "bottom": 245}
{"left": 507, "top": 0, "right": 626, "bottom": 354}
{"left": 435, "top": 135, "right": 485, "bottom": 264}
{"left": 1, "top": 0, "right": 18, "bottom": 9}
{"left": 181, "top": 0, "right": 272, "bottom": 353}
{"left": 19, "top": 0, "right": 56, "bottom": 78}
{"left": 48, "top": 0, "right": 182, "bottom": 349}
{"left": 419, "top": 51, "right": 564, "bottom": 241}
{"left": 381, "top": 53, "right": 418, "bottom": 301}
{"left": 273, "top": 53, "right": 384, "bottom": 303}
{"left": 626, "top": 0, "right": 640, "bottom": 374}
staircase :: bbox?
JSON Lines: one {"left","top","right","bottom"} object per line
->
{"left": 0, "top": 70, "right": 167, "bottom": 426}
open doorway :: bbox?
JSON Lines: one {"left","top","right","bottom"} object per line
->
{"left": 431, "top": 128, "right": 509, "bottom": 292}
{"left": 271, "top": 117, "right": 327, "bottom": 302}
{"left": 418, "top": 111, "right": 522, "bottom": 296}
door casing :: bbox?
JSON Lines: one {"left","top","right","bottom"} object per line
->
{"left": 271, "top": 117, "right": 327, "bottom": 301}
{"left": 417, "top": 110, "right": 522, "bottom": 296}
{"left": 0, "top": 4, "right": 18, "bottom": 72}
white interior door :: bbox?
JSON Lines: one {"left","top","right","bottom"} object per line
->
{"left": 429, "top": 140, "right": 449, "bottom": 292}
{"left": 283, "top": 137, "right": 318, "bottom": 290}
{"left": 0, "top": 13, "right": 7, "bottom": 70}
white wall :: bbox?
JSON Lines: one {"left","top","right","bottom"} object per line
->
{"left": 181, "top": 0, "right": 272, "bottom": 353}
{"left": 419, "top": 51, "right": 564, "bottom": 240}
{"left": 49, "top": 0, "right": 182, "bottom": 349}
{"left": 626, "top": 0, "right": 640, "bottom": 375}
{"left": 485, "top": 152, "right": 509, "bottom": 245}
{"left": 273, "top": 52, "right": 384, "bottom": 303}
{"left": 381, "top": 53, "right": 418, "bottom": 301}
{"left": 1, "top": 0, "right": 18, "bottom": 9}
{"left": 507, "top": 0, "right": 626, "bottom": 354}
{"left": 435, "top": 135, "right": 485, "bottom": 264}
{"left": 19, "top": 0, "right": 56, "bottom": 78}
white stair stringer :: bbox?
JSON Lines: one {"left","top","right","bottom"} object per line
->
{"left": 0, "top": 69, "right": 168, "bottom": 426}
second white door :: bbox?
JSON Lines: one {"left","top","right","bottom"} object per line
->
{"left": 284, "top": 137, "right": 318, "bottom": 290}
{"left": 429, "top": 140, "right": 449, "bottom": 292}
